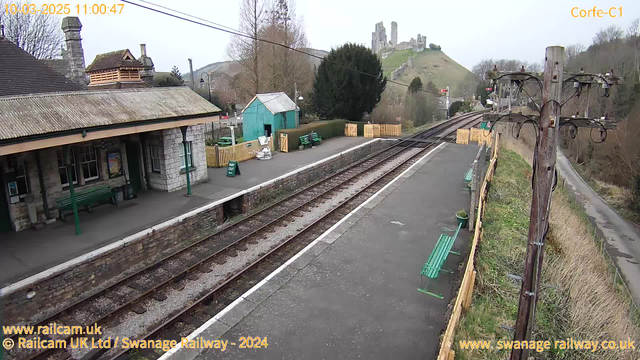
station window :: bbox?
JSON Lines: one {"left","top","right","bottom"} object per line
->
{"left": 179, "top": 142, "right": 193, "bottom": 169}
{"left": 16, "top": 164, "right": 29, "bottom": 199}
{"left": 80, "top": 145, "right": 100, "bottom": 181}
{"left": 150, "top": 145, "right": 162, "bottom": 173}
{"left": 57, "top": 150, "right": 78, "bottom": 187}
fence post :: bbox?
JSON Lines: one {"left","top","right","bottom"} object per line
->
{"left": 214, "top": 144, "right": 220, "bottom": 168}
{"left": 469, "top": 159, "right": 478, "bottom": 231}
{"left": 463, "top": 270, "right": 477, "bottom": 311}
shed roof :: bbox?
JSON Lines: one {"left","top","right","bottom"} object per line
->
{"left": 242, "top": 92, "right": 297, "bottom": 115}
{"left": 86, "top": 49, "right": 143, "bottom": 72}
{"left": 0, "top": 87, "right": 221, "bottom": 142}
{"left": 0, "top": 37, "right": 85, "bottom": 97}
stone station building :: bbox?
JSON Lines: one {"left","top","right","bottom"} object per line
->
{"left": 0, "top": 88, "right": 220, "bottom": 233}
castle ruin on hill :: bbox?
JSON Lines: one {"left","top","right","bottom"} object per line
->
{"left": 371, "top": 21, "right": 426, "bottom": 55}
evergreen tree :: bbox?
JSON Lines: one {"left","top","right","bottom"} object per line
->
{"left": 311, "top": 43, "right": 387, "bottom": 121}
{"left": 170, "top": 66, "right": 184, "bottom": 84}
{"left": 408, "top": 77, "right": 423, "bottom": 94}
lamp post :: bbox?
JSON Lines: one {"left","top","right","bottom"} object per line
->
{"left": 294, "top": 82, "right": 303, "bottom": 127}
{"left": 199, "top": 72, "right": 211, "bottom": 103}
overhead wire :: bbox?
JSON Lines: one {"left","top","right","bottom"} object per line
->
{"left": 120, "top": 0, "right": 445, "bottom": 96}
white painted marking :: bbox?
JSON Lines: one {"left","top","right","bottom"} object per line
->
{"left": 1, "top": 139, "right": 382, "bottom": 296}
{"left": 158, "top": 142, "right": 447, "bottom": 360}
{"left": 390, "top": 221, "right": 405, "bottom": 226}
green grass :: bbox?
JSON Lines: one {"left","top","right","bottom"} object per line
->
{"left": 382, "top": 49, "right": 415, "bottom": 77}
{"left": 454, "top": 150, "right": 569, "bottom": 360}
{"left": 381, "top": 49, "right": 476, "bottom": 97}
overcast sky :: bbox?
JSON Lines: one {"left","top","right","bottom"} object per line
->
{"left": 40, "top": 0, "right": 640, "bottom": 73}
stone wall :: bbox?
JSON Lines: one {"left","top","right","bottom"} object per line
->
{"left": 0, "top": 138, "right": 130, "bottom": 231}
{"left": 162, "top": 125, "right": 208, "bottom": 192}
{"left": 1, "top": 138, "right": 391, "bottom": 325}
{"left": 2, "top": 202, "right": 224, "bottom": 325}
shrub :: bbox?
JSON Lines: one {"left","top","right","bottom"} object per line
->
{"left": 276, "top": 119, "right": 347, "bottom": 151}
{"left": 456, "top": 209, "right": 468, "bottom": 218}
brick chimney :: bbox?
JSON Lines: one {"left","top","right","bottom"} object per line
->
{"left": 61, "top": 17, "right": 87, "bottom": 85}
{"left": 138, "top": 43, "right": 155, "bottom": 85}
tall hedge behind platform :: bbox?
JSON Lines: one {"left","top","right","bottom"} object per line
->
{"left": 277, "top": 119, "right": 349, "bottom": 151}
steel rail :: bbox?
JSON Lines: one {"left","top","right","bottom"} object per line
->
{"left": 103, "top": 113, "right": 484, "bottom": 360}
{"left": 12, "top": 112, "right": 482, "bottom": 360}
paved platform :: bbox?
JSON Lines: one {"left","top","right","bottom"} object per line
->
{"left": 0, "top": 136, "right": 371, "bottom": 286}
{"left": 166, "top": 143, "right": 480, "bottom": 360}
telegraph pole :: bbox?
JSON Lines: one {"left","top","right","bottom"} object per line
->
{"left": 510, "top": 46, "right": 564, "bottom": 360}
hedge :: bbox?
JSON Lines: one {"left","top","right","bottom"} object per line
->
{"left": 276, "top": 119, "right": 350, "bottom": 151}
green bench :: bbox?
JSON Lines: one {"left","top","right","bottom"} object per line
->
{"left": 217, "top": 137, "right": 233, "bottom": 147}
{"left": 299, "top": 135, "right": 311, "bottom": 147}
{"left": 55, "top": 185, "right": 115, "bottom": 221}
{"left": 464, "top": 167, "right": 473, "bottom": 183}
{"left": 299, "top": 132, "right": 322, "bottom": 148}
{"left": 418, "top": 223, "right": 462, "bottom": 299}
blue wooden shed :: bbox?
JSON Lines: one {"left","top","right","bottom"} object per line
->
{"left": 241, "top": 92, "right": 298, "bottom": 141}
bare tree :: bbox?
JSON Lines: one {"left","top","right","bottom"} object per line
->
{"left": 593, "top": 25, "right": 623, "bottom": 45}
{"left": 525, "top": 62, "right": 543, "bottom": 73}
{"left": 472, "top": 59, "right": 494, "bottom": 80}
{"left": 261, "top": 0, "right": 311, "bottom": 97}
{"left": 627, "top": 18, "right": 640, "bottom": 81}
{"left": 227, "top": 0, "right": 267, "bottom": 100}
{"left": 0, "top": 0, "right": 63, "bottom": 59}
{"left": 565, "top": 43, "right": 585, "bottom": 71}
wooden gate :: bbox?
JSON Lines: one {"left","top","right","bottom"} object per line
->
{"left": 345, "top": 123, "right": 357, "bottom": 137}
{"left": 280, "top": 133, "right": 289, "bottom": 152}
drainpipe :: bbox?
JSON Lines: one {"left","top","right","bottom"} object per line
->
{"left": 180, "top": 126, "right": 192, "bottom": 196}
{"left": 64, "top": 146, "right": 81, "bottom": 235}
{"left": 35, "top": 150, "right": 51, "bottom": 220}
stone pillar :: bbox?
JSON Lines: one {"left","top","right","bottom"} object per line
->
{"left": 61, "top": 17, "right": 87, "bottom": 86}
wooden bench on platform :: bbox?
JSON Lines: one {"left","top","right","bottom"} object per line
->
{"left": 55, "top": 185, "right": 115, "bottom": 220}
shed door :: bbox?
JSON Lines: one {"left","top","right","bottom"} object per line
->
{"left": 264, "top": 124, "right": 272, "bottom": 137}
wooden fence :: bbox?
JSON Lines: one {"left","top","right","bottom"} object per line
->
{"left": 456, "top": 129, "right": 470, "bottom": 144}
{"left": 206, "top": 137, "right": 274, "bottom": 168}
{"left": 364, "top": 124, "right": 401, "bottom": 138}
{"left": 470, "top": 128, "right": 492, "bottom": 146}
{"left": 345, "top": 123, "right": 358, "bottom": 137}
{"left": 437, "top": 133, "right": 500, "bottom": 360}
{"left": 280, "top": 133, "right": 289, "bottom": 152}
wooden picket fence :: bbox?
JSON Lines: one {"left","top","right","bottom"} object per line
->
{"left": 206, "top": 137, "right": 274, "bottom": 167}
{"left": 456, "top": 129, "right": 470, "bottom": 144}
{"left": 345, "top": 123, "right": 358, "bottom": 137}
{"left": 437, "top": 133, "right": 500, "bottom": 360}
{"left": 363, "top": 124, "right": 401, "bottom": 138}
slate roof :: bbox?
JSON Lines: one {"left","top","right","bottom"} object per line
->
{"left": 242, "top": 92, "right": 297, "bottom": 115}
{"left": 0, "top": 37, "right": 85, "bottom": 97}
{"left": 86, "top": 49, "right": 143, "bottom": 72}
{"left": 0, "top": 87, "right": 221, "bottom": 142}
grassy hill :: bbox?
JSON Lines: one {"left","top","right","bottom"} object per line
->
{"left": 382, "top": 49, "right": 476, "bottom": 97}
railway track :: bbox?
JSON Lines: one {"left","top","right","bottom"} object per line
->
{"left": 6, "top": 112, "right": 484, "bottom": 360}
